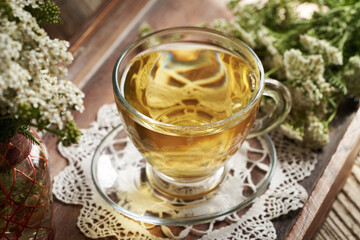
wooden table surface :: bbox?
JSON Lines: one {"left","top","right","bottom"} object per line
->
{"left": 44, "top": 0, "right": 360, "bottom": 239}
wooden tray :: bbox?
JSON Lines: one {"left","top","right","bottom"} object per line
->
{"left": 45, "top": 0, "right": 360, "bottom": 239}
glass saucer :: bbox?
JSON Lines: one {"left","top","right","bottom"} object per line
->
{"left": 91, "top": 124, "right": 276, "bottom": 226}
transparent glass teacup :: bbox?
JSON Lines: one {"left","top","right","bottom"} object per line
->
{"left": 113, "top": 26, "right": 291, "bottom": 201}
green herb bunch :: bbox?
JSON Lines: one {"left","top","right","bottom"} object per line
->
{"left": 208, "top": 0, "right": 360, "bottom": 149}
{"left": 0, "top": 0, "right": 84, "bottom": 146}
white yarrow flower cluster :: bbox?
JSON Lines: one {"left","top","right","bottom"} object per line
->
{"left": 257, "top": 27, "right": 283, "bottom": 70}
{"left": 280, "top": 122, "right": 304, "bottom": 142}
{"left": 11, "top": 0, "right": 44, "bottom": 8}
{"left": 284, "top": 49, "right": 332, "bottom": 110}
{"left": 344, "top": 55, "right": 360, "bottom": 96}
{"left": 304, "top": 113, "right": 329, "bottom": 148}
{"left": 0, "top": 0, "right": 84, "bottom": 130}
{"left": 299, "top": 34, "right": 343, "bottom": 65}
{"left": 281, "top": 49, "right": 334, "bottom": 148}
{"left": 209, "top": 18, "right": 256, "bottom": 48}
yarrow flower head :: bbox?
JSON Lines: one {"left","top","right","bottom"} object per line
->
{"left": 280, "top": 49, "right": 335, "bottom": 148}
{"left": 299, "top": 34, "right": 343, "bottom": 65}
{"left": 257, "top": 27, "right": 283, "bottom": 73}
{"left": 0, "top": 0, "right": 84, "bottom": 146}
{"left": 303, "top": 113, "right": 329, "bottom": 149}
{"left": 284, "top": 49, "right": 333, "bottom": 110}
{"left": 208, "top": 18, "right": 256, "bottom": 48}
{"left": 343, "top": 55, "right": 360, "bottom": 97}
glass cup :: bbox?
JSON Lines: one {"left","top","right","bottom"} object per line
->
{"left": 112, "top": 26, "right": 291, "bottom": 201}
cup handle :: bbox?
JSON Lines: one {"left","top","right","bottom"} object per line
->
{"left": 248, "top": 78, "right": 292, "bottom": 138}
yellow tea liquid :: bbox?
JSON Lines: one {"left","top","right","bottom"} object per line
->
{"left": 116, "top": 43, "right": 260, "bottom": 180}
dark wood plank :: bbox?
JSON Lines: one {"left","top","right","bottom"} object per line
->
{"left": 44, "top": 0, "right": 360, "bottom": 239}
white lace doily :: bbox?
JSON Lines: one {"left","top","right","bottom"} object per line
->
{"left": 53, "top": 104, "right": 317, "bottom": 239}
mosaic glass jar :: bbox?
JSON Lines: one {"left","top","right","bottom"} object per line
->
{"left": 0, "top": 131, "right": 54, "bottom": 239}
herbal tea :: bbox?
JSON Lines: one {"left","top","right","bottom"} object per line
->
{"left": 116, "top": 42, "right": 260, "bottom": 180}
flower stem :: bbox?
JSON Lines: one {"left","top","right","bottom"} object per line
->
{"left": 338, "top": 30, "right": 350, "bottom": 50}
{"left": 265, "top": 65, "right": 282, "bottom": 78}
{"left": 28, "top": 122, "right": 60, "bottom": 135}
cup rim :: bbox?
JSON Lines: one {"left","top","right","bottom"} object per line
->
{"left": 112, "top": 26, "right": 265, "bottom": 132}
